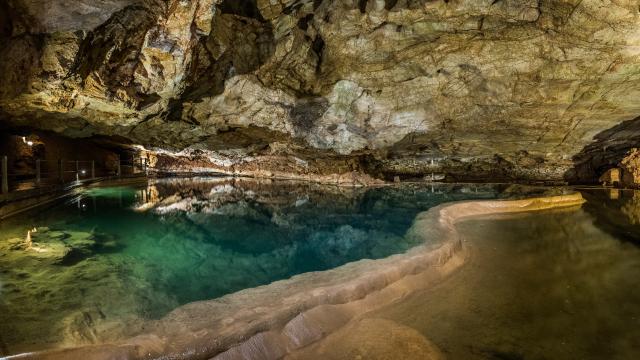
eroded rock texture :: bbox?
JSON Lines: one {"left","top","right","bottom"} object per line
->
{"left": 2, "top": 0, "right": 640, "bottom": 183}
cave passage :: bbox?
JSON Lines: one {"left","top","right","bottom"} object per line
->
{"left": 2, "top": 1, "right": 640, "bottom": 359}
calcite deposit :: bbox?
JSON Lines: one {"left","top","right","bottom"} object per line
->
{"left": 2, "top": 192, "right": 585, "bottom": 360}
{"left": 2, "top": 0, "right": 640, "bottom": 183}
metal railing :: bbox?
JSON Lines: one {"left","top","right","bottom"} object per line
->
{"left": 1, "top": 155, "right": 148, "bottom": 195}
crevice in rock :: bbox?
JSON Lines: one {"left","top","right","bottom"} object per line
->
{"left": 297, "top": 14, "right": 314, "bottom": 31}
{"left": 312, "top": 35, "right": 325, "bottom": 74}
{"left": 176, "top": 12, "right": 275, "bottom": 110}
{"left": 219, "top": 0, "right": 265, "bottom": 21}
{"left": 358, "top": 0, "right": 368, "bottom": 14}
{"left": 385, "top": 0, "right": 398, "bottom": 11}
{"left": 166, "top": 98, "right": 186, "bottom": 123}
{"left": 177, "top": 39, "right": 232, "bottom": 103}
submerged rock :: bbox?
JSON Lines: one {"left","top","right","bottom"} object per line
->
{"left": 6, "top": 227, "right": 114, "bottom": 265}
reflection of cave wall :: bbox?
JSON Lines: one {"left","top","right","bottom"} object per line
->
{"left": 566, "top": 116, "right": 640, "bottom": 185}
{"left": 581, "top": 190, "right": 640, "bottom": 244}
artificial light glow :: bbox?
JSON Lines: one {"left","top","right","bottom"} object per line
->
{"left": 22, "top": 137, "right": 34, "bottom": 146}
{"left": 81, "top": 170, "right": 86, "bottom": 175}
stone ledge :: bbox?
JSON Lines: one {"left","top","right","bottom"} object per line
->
{"left": 7, "top": 193, "right": 585, "bottom": 360}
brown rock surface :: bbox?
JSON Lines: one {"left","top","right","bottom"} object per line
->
{"left": 621, "top": 148, "right": 640, "bottom": 187}
{"left": 286, "top": 318, "right": 445, "bottom": 360}
{"left": 2, "top": 0, "right": 640, "bottom": 182}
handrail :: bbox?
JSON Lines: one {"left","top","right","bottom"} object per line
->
{"left": 1, "top": 155, "right": 149, "bottom": 195}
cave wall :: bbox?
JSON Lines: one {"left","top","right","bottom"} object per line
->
{"left": 2, "top": 0, "right": 640, "bottom": 183}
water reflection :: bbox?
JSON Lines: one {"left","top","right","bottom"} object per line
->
{"left": 581, "top": 188, "right": 640, "bottom": 243}
{"left": 325, "top": 191, "right": 640, "bottom": 360}
{"left": 0, "top": 178, "right": 511, "bottom": 355}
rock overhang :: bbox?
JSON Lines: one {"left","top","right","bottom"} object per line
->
{"left": 2, "top": 0, "right": 640, "bottom": 183}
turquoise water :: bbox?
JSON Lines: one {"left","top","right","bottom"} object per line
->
{"left": 0, "top": 178, "right": 513, "bottom": 354}
{"left": 2, "top": 182, "right": 637, "bottom": 359}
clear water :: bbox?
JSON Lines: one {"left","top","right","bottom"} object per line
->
{"left": 350, "top": 188, "right": 640, "bottom": 360}
{"left": 0, "top": 178, "right": 512, "bottom": 355}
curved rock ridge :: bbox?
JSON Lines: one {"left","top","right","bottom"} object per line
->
{"left": 7, "top": 192, "right": 586, "bottom": 360}
{"left": 2, "top": 1, "right": 640, "bottom": 182}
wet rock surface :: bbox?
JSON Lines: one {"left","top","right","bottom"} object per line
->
{"left": 2, "top": 1, "right": 640, "bottom": 182}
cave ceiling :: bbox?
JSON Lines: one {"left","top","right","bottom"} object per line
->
{"left": 1, "top": 0, "right": 640, "bottom": 180}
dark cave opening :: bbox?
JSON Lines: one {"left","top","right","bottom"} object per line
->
{"left": 565, "top": 116, "right": 640, "bottom": 186}
{"left": 0, "top": 128, "right": 144, "bottom": 189}
{"left": 0, "top": 1, "right": 13, "bottom": 38}
{"left": 358, "top": 0, "right": 368, "bottom": 13}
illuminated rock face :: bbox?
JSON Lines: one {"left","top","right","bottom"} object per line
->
{"left": 2, "top": 0, "right": 640, "bottom": 182}
{"left": 621, "top": 148, "right": 640, "bottom": 187}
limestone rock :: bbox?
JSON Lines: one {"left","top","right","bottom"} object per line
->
{"left": 2, "top": 0, "right": 640, "bottom": 182}
{"left": 287, "top": 318, "right": 445, "bottom": 360}
{"left": 620, "top": 148, "right": 640, "bottom": 187}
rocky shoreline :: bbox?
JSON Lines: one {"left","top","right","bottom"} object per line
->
{"left": 8, "top": 192, "right": 585, "bottom": 360}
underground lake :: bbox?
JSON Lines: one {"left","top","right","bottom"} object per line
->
{"left": 3, "top": 1, "right": 640, "bottom": 358}
{"left": 0, "top": 179, "right": 639, "bottom": 359}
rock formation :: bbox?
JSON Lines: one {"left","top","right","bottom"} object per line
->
{"left": 2, "top": 0, "right": 640, "bottom": 183}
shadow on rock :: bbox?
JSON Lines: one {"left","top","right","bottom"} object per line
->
{"left": 565, "top": 116, "right": 640, "bottom": 185}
